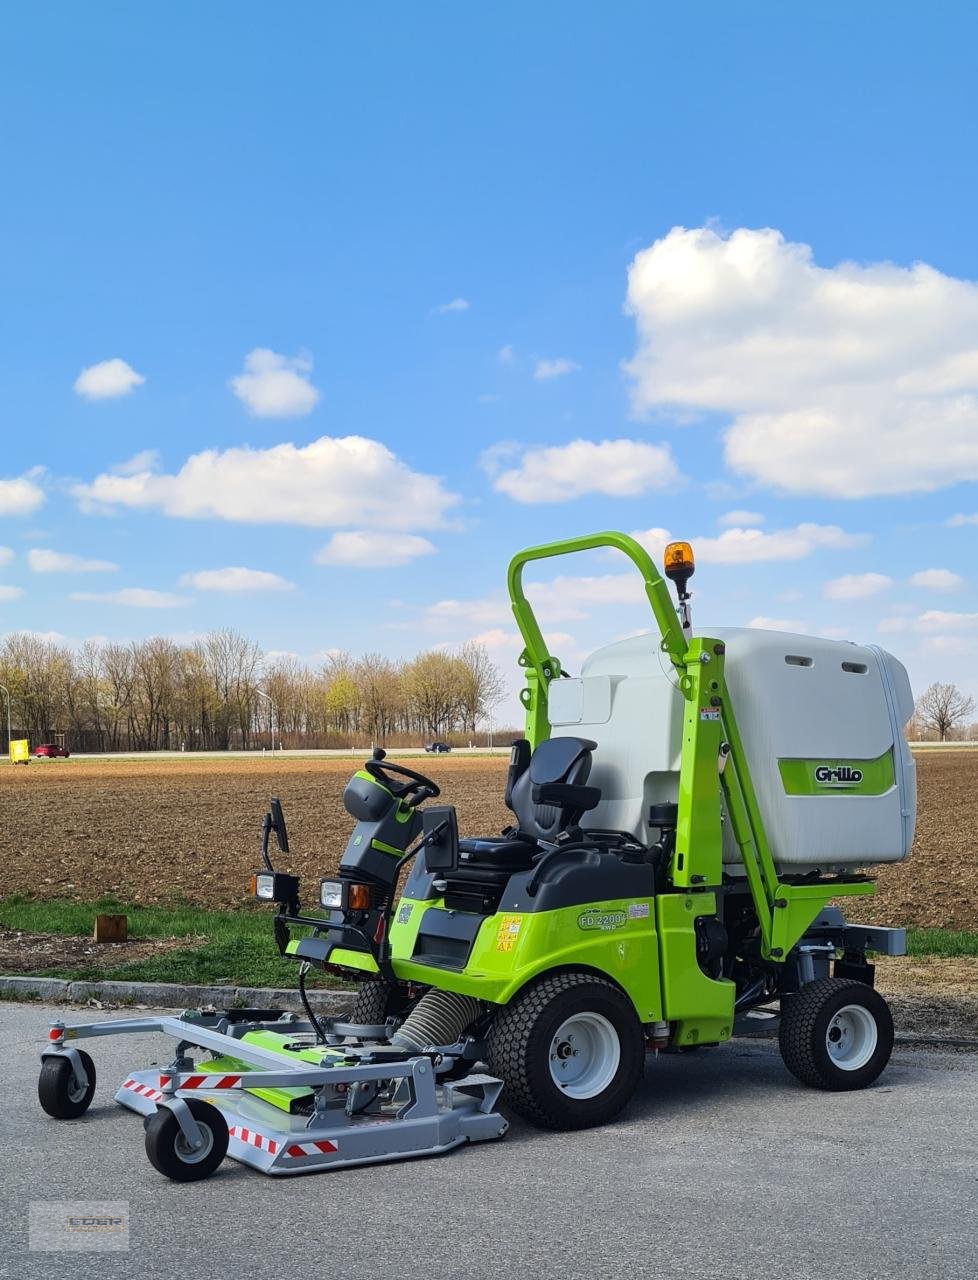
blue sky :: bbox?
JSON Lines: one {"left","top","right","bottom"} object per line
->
{"left": 1, "top": 3, "right": 976, "bottom": 722}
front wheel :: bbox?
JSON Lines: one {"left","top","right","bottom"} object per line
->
{"left": 779, "top": 977, "right": 894, "bottom": 1091}
{"left": 144, "top": 1099, "right": 229, "bottom": 1182}
{"left": 487, "top": 972, "right": 644, "bottom": 1130}
{"left": 38, "top": 1052, "right": 96, "bottom": 1118}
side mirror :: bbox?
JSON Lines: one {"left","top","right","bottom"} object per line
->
{"left": 270, "top": 797, "right": 289, "bottom": 853}
{"left": 421, "top": 805, "right": 459, "bottom": 872}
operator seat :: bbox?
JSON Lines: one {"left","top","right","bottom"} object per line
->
{"left": 455, "top": 736, "right": 599, "bottom": 871}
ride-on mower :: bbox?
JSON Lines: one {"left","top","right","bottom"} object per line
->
{"left": 38, "top": 531, "right": 915, "bottom": 1181}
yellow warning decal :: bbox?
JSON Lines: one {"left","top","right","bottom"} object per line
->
{"left": 495, "top": 915, "right": 523, "bottom": 952}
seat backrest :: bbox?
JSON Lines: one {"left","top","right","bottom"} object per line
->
{"left": 509, "top": 736, "right": 597, "bottom": 842}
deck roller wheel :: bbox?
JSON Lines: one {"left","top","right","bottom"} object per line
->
{"left": 779, "top": 977, "right": 894, "bottom": 1091}
{"left": 38, "top": 1051, "right": 96, "bottom": 1119}
{"left": 144, "top": 1099, "right": 229, "bottom": 1182}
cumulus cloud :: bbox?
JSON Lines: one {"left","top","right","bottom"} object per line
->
{"left": 315, "top": 531, "right": 437, "bottom": 568}
{"left": 73, "top": 436, "right": 459, "bottom": 531}
{"left": 947, "top": 513, "right": 978, "bottom": 527}
{"left": 717, "top": 509, "right": 764, "bottom": 528}
{"left": 747, "top": 616, "right": 808, "bottom": 632}
{"left": 0, "top": 585, "right": 23, "bottom": 601}
{"left": 27, "top": 548, "right": 118, "bottom": 573}
{"left": 909, "top": 568, "right": 963, "bottom": 591}
{"left": 112, "top": 449, "right": 160, "bottom": 476}
{"left": 880, "top": 609, "right": 978, "bottom": 634}
{"left": 631, "top": 522, "right": 866, "bottom": 565}
{"left": 534, "top": 357, "right": 579, "bottom": 380}
{"left": 431, "top": 298, "right": 470, "bottom": 314}
{"left": 70, "top": 588, "right": 189, "bottom": 608}
{"left": 488, "top": 439, "right": 680, "bottom": 504}
{"left": 0, "top": 547, "right": 12, "bottom": 567}
{"left": 0, "top": 474, "right": 45, "bottom": 516}
{"left": 625, "top": 225, "right": 978, "bottom": 497}
{"left": 180, "top": 567, "right": 295, "bottom": 593}
{"left": 498, "top": 344, "right": 514, "bottom": 364}
{"left": 823, "top": 572, "right": 892, "bottom": 600}
{"left": 229, "top": 348, "right": 320, "bottom": 418}
{"left": 73, "top": 358, "right": 145, "bottom": 400}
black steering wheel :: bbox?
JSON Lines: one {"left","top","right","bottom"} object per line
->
{"left": 365, "top": 751, "right": 441, "bottom": 803}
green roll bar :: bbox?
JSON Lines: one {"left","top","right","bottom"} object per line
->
{"left": 506, "top": 529, "right": 873, "bottom": 962}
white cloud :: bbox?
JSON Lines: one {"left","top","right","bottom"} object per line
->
{"left": 534, "top": 357, "right": 580, "bottom": 381}
{"left": 229, "top": 348, "right": 320, "bottom": 418}
{"left": 180, "top": 567, "right": 295, "bottom": 593}
{"left": 73, "top": 436, "right": 459, "bottom": 531}
{"left": 0, "top": 547, "right": 12, "bottom": 567}
{"left": 823, "top": 572, "right": 892, "bottom": 600}
{"left": 625, "top": 225, "right": 978, "bottom": 497}
{"left": 315, "top": 531, "right": 437, "bottom": 568}
{"left": 717, "top": 509, "right": 764, "bottom": 528}
{"left": 73, "top": 358, "right": 145, "bottom": 400}
{"left": 947, "top": 513, "right": 978, "bottom": 527}
{"left": 490, "top": 439, "right": 679, "bottom": 504}
{"left": 0, "top": 585, "right": 23, "bottom": 601}
{"left": 27, "top": 548, "right": 118, "bottom": 574}
{"left": 747, "top": 616, "right": 808, "bottom": 632}
{"left": 631, "top": 522, "right": 866, "bottom": 565}
{"left": 113, "top": 449, "right": 160, "bottom": 476}
{"left": 70, "top": 588, "right": 189, "bottom": 608}
{"left": 0, "top": 474, "right": 45, "bottom": 516}
{"left": 431, "top": 298, "right": 470, "bottom": 314}
{"left": 498, "top": 344, "right": 514, "bottom": 364}
{"left": 879, "top": 610, "right": 978, "bottom": 635}
{"left": 909, "top": 568, "right": 963, "bottom": 591}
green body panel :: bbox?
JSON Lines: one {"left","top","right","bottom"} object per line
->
{"left": 384, "top": 895, "right": 663, "bottom": 1019}
{"left": 195, "top": 1032, "right": 347, "bottom": 1112}
{"left": 655, "top": 893, "right": 734, "bottom": 1044}
{"left": 769, "top": 880, "right": 875, "bottom": 958}
{"left": 778, "top": 751, "right": 895, "bottom": 796}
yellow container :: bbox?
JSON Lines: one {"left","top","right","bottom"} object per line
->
{"left": 9, "top": 739, "right": 30, "bottom": 764}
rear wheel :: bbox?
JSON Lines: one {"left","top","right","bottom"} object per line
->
{"left": 487, "top": 972, "right": 644, "bottom": 1130}
{"left": 779, "top": 977, "right": 894, "bottom": 1090}
{"left": 349, "top": 979, "right": 416, "bottom": 1026}
{"left": 144, "top": 1099, "right": 229, "bottom": 1182}
{"left": 38, "top": 1052, "right": 96, "bottom": 1118}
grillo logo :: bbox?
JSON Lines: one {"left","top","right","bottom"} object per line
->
{"left": 814, "top": 764, "right": 863, "bottom": 787}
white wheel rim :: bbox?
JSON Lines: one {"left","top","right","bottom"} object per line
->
{"left": 66, "top": 1074, "right": 87, "bottom": 1104}
{"left": 175, "top": 1123, "right": 214, "bottom": 1164}
{"left": 825, "top": 1004, "right": 878, "bottom": 1070}
{"left": 548, "top": 1012, "right": 620, "bottom": 1099}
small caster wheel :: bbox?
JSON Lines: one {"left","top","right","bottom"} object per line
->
{"left": 38, "top": 1052, "right": 96, "bottom": 1118}
{"left": 144, "top": 1100, "right": 229, "bottom": 1182}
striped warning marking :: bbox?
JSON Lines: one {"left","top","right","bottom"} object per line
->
{"left": 228, "top": 1125, "right": 279, "bottom": 1155}
{"left": 122, "top": 1077, "right": 163, "bottom": 1102}
{"left": 159, "top": 1073, "right": 242, "bottom": 1090}
{"left": 284, "top": 1139, "right": 339, "bottom": 1158}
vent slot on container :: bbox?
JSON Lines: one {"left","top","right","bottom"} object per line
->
{"left": 784, "top": 654, "right": 814, "bottom": 668}
{"left": 841, "top": 661, "right": 868, "bottom": 674}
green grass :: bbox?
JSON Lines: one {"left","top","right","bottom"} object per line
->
{"left": 0, "top": 894, "right": 347, "bottom": 988}
{"left": 1, "top": 896, "right": 976, "bottom": 988}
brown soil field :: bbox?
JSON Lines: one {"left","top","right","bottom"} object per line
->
{"left": 0, "top": 750, "right": 976, "bottom": 929}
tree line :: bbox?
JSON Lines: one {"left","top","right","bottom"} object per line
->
{"left": 0, "top": 631, "right": 508, "bottom": 752}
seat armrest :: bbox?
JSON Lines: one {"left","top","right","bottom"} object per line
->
{"left": 531, "top": 782, "right": 601, "bottom": 811}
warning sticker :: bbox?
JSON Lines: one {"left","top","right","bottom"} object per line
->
{"left": 699, "top": 707, "right": 721, "bottom": 721}
{"left": 627, "top": 902, "right": 650, "bottom": 920}
{"left": 496, "top": 915, "right": 523, "bottom": 951}
{"left": 396, "top": 904, "right": 412, "bottom": 925}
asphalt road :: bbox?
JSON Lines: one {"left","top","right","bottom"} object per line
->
{"left": 1, "top": 1004, "right": 976, "bottom": 1280}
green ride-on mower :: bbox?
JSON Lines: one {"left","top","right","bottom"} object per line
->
{"left": 38, "top": 531, "right": 914, "bottom": 1180}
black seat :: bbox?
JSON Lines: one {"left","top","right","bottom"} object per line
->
{"left": 456, "top": 736, "right": 599, "bottom": 873}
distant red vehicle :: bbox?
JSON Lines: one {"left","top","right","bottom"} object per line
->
{"left": 32, "top": 743, "right": 70, "bottom": 759}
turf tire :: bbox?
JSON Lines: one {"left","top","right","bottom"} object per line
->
{"left": 487, "top": 972, "right": 644, "bottom": 1130}
{"left": 144, "top": 1099, "right": 229, "bottom": 1182}
{"left": 349, "top": 979, "right": 416, "bottom": 1025}
{"left": 38, "top": 1051, "right": 96, "bottom": 1119}
{"left": 779, "top": 977, "right": 894, "bottom": 1091}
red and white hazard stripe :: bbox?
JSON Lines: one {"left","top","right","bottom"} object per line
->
{"left": 284, "top": 1139, "right": 339, "bottom": 1158}
{"left": 159, "top": 1073, "right": 242, "bottom": 1091}
{"left": 228, "top": 1125, "right": 279, "bottom": 1155}
{"left": 123, "top": 1077, "right": 163, "bottom": 1102}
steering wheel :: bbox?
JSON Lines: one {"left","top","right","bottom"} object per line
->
{"left": 365, "top": 752, "right": 441, "bottom": 803}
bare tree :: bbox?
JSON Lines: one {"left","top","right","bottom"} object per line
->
{"left": 456, "top": 641, "right": 505, "bottom": 733}
{"left": 914, "top": 682, "right": 976, "bottom": 742}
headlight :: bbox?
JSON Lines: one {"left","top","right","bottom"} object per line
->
{"left": 250, "top": 870, "right": 300, "bottom": 905}
{"left": 254, "top": 873, "right": 275, "bottom": 900}
{"left": 320, "top": 879, "right": 344, "bottom": 910}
